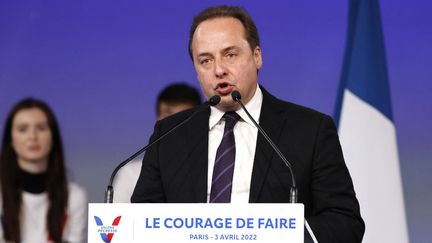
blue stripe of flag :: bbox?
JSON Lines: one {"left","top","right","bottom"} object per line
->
{"left": 334, "top": 0, "right": 393, "bottom": 126}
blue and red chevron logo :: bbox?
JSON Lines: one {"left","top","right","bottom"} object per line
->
{"left": 94, "top": 216, "right": 122, "bottom": 243}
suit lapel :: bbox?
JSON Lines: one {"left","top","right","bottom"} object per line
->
{"left": 249, "top": 87, "right": 287, "bottom": 202}
{"left": 177, "top": 107, "right": 209, "bottom": 202}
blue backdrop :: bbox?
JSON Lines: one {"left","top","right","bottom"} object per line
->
{"left": 0, "top": 1, "right": 430, "bottom": 241}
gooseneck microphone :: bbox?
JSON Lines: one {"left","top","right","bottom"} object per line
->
{"left": 231, "top": 91, "right": 298, "bottom": 203}
{"left": 104, "top": 95, "right": 221, "bottom": 203}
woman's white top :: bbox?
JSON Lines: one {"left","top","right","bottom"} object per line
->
{"left": 0, "top": 182, "right": 87, "bottom": 243}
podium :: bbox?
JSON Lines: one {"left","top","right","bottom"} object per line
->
{"left": 88, "top": 203, "right": 304, "bottom": 243}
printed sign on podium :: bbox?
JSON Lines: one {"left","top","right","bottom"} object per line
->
{"left": 88, "top": 203, "right": 304, "bottom": 243}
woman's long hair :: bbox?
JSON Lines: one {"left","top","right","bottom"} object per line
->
{"left": 0, "top": 98, "right": 68, "bottom": 243}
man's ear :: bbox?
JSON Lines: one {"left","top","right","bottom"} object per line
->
{"left": 254, "top": 46, "right": 263, "bottom": 69}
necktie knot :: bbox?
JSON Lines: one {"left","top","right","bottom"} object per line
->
{"left": 223, "top": 112, "right": 241, "bottom": 129}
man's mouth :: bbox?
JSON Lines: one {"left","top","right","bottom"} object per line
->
{"left": 215, "top": 82, "right": 234, "bottom": 95}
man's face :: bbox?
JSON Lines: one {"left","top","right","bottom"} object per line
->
{"left": 157, "top": 102, "right": 195, "bottom": 121}
{"left": 191, "top": 17, "right": 262, "bottom": 111}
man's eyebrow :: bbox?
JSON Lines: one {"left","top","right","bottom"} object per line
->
{"left": 196, "top": 46, "right": 239, "bottom": 58}
{"left": 222, "top": 46, "right": 238, "bottom": 53}
{"left": 197, "top": 52, "right": 212, "bottom": 58}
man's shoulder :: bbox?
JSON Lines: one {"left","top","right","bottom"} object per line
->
{"left": 261, "top": 87, "right": 330, "bottom": 121}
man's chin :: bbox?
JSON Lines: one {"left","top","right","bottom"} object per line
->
{"left": 216, "top": 100, "right": 240, "bottom": 112}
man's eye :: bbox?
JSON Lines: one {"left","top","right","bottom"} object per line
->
{"left": 227, "top": 53, "right": 236, "bottom": 58}
{"left": 200, "top": 59, "right": 211, "bottom": 65}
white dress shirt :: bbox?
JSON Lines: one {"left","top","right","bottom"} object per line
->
{"left": 207, "top": 85, "right": 263, "bottom": 203}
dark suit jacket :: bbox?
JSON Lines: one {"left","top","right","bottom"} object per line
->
{"left": 132, "top": 87, "right": 365, "bottom": 243}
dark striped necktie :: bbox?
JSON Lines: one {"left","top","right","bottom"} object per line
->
{"left": 210, "top": 111, "right": 241, "bottom": 203}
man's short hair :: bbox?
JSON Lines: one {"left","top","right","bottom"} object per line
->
{"left": 188, "top": 5, "right": 260, "bottom": 60}
{"left": 156, "top": 83, "right": 202, "bottom": 115}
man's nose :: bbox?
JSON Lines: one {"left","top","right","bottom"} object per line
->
{"left": 214, "top": 59, "right": 228, "bottom": 78}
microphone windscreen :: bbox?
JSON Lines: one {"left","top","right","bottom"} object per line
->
{"left": 231, "top": 91, "right": 241, "bottom": 101}
{"left": 209, "top": 95, "right": 221, "bottom": 106}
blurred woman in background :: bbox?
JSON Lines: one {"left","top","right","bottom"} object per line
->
{"left": 0, "top": 98, "right": 87, "bottom": 243}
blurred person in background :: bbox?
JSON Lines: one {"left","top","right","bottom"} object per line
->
{"left": 113, "top": 82, "right": 202, "bottom": 202}
{"left": 156, "top": 83, "right": 203, "bottom": 121}
{"left": 0, "top": 98, "right": 87, "bottom": 243}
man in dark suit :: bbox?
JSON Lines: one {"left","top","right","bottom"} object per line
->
{"left": 132, "top": 5, "right": 364, "bottom": 242}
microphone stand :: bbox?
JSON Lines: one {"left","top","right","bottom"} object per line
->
{"left": 104, "top": 96, "right": 221, "bottom": 203}
{"left": 232, "top": 91, "right": 298, "bottom": 203}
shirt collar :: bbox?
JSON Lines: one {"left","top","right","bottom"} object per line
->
{"left": 209, "top": 84, "right": 263, "bottom": 130}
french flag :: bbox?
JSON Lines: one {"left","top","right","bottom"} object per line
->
{"left": 334, "top": 0, "right": 409, "bottom": 242}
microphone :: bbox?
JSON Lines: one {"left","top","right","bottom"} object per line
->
{"left": 104, "top": 95, "right": 221, "bottom": 203}
{"left": 231, "top": 90, "right": 298, "bottom": 203}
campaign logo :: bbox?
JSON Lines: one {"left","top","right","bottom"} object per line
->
{"left": 94, "top": 215, "right": 122, "bottom": 243}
